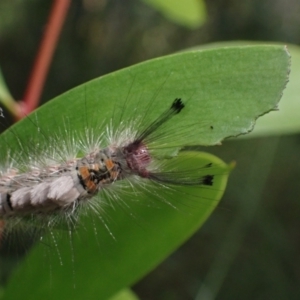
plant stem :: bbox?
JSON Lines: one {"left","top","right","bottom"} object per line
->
{"left": 19, "top": 0, "right": 71, "bottom": 119}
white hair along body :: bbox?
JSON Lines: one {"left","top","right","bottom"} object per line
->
{"left": 0, "top": 98, "right": 223, "bottom": 237}
{"left": 0, "top": 138, "right": 132, "bottom": 217}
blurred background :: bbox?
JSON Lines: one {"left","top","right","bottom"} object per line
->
{"left": 0, "top": 0, "right": 300, "bottom": 299}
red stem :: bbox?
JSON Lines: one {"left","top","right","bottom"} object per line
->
{"left": 20, "top": 0, "right": 71, "bottom": 118}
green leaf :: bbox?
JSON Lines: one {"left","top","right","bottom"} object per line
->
{"left": 0, "top": 45, "right": 290, "bottom": 156}
{"left": 0, "top": 45, "right": 289, "bottom": 299}
{"left": 141, "top": 0, "right": 207, "bottom": 28}
{"left": 193, "top": 41, "right": 298, "bottom": 138}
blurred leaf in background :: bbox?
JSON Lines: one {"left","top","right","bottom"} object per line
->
{"left": 108, "top": 289, "right": 139, "bottom": 300}
{"left": 248, "top": 44, "right": 300, "bottom": 137}
{"left": 141, "top": 0, "right": 207, "bottom": 28}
